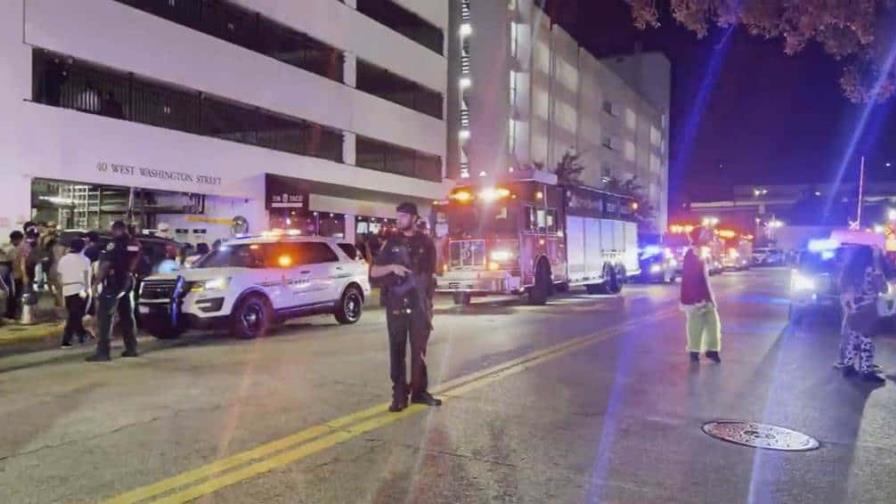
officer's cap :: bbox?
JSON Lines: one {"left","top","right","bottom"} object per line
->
{"left": 396, "top": 202, "right": 418, "bottom": 216}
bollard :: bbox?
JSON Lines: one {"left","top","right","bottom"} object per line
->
{"left": 19, "top": 290, "right": 38, "bottom": 325}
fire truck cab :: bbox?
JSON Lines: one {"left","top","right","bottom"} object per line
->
{"left": 436, "top": 170, "right": 639, "bottom": 305}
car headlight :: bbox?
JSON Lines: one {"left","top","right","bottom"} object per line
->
{"left": 791, "top": 272, "right": 815, "bottom": 291}
{"left": 490, "top": 250, "right": 515, "bottom": 262}
{"left": 650, "top": 264, "right": 663, "bottom": 274}
{"left": 191, "top": 277, "right": 230, "bottom": 292}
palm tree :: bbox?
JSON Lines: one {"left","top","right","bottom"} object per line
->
{"left": 553, "top": 151, "right": 586, "bottom": 185}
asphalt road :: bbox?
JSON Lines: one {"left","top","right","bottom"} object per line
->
{"left": 1, "top": 269, "right": 895, "bottom": 504}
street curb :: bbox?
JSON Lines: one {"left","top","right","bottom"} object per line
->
{"left": 0, "top": 323, "right": 64, "bottom": 347}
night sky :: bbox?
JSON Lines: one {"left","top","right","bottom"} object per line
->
{"left": 544, "top": 0, "right": 896, "bottom": 207}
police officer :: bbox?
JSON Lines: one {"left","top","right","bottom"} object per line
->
{"left": 86, "top": 221, "right": 142, "bottom": 362}
{"left": 371, "top": 202, "right": 441, "bottom": 412}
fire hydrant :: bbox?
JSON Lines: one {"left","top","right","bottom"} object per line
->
{"left": 19, "top": 290, "right": 39, "bottom": 325}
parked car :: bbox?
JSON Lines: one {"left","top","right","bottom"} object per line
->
{"left": 752, "top": 247, "right": 785, "bottom": 266}
{"left": 137, "top": 233, "right": 371, "bottom": 339}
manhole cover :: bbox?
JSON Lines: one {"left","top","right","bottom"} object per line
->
{"left": 702, "top": 421, "right": 819, "bottom": 451}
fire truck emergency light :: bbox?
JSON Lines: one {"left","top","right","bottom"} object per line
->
{"left": 478, "top": 187, "right": 511, "bottom": 201}
{"left": 451, "top": 190, "right": 474, "bottom": 203}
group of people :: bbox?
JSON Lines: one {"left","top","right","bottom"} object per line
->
{"left": 679, "top": 225, "right": 888, "bottom": 383}
{"left": 1, "top": 222, "right": 104, "bottom": 323}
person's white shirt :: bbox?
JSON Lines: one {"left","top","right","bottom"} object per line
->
{"left": 57, "top": 252, "right": 92, "bottom": 297}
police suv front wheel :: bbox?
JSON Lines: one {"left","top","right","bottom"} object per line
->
{"left": 335, "top": 286, "right": 363, "bottom": 325}
{"left": 230, "top": 294, "right": 272, "bottom": 339}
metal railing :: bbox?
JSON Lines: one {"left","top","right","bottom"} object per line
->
{"left": 115, "top": 0, "right": 344, "bottom": 83}
{"left": 33, "top": 49, "right": 343, "bottom": 164}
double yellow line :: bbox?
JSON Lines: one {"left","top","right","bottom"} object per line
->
{"left": 103, "top": 308, "right": 676, "bottom": 504}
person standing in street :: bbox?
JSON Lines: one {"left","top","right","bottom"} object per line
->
{"left": 86, "top": 221, "right": 142, "bottom": 362}
{"left": 837, "top": 245, "right": 886, "bottom": 383}
{"left": 370, "top": 202, "right": 441, "bottom": 412}
{"left": 57, "top": 238, "right": 92, "bottom": 347}
{"left": 680, "top": 226, "right": 722, "bottom": 363}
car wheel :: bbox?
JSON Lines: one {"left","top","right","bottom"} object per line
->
{"left": 528, "top": 259, "right": 551, "bottom": 305}
{"left": 335, "top": 286, "right": 364, "bottom": 325}
{"left": 452, "top": 292, "right": 471, "bottom": 306}
{"left": 230, "top": 294, "right": 271, "bottom": 339}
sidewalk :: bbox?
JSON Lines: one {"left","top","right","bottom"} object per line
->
{"left": 0, "top": 320, "right": 64, "bottom": 347}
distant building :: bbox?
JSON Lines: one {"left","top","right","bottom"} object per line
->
{"left": 685, "top": 182, "right": 896, "bottom": 248}
{"left": 447, "top": 0, "right": 671, "bottom": 231}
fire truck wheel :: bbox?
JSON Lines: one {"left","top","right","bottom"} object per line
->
{"left": 528, "top": 260, "right": 551, "bottom": 305}
{"left": 608, "top": 269, "right": 623, "bottom": 294}
{"left": 453, "top": 292, "right": 472, "bottom": 306}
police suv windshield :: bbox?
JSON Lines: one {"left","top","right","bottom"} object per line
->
{"left": 196, "top": 244, "right": 266, "bottom": 268}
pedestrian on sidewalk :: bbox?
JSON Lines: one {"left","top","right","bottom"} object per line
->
{"left": 837, "top": 245, "right": 886, "bottom": 383}
{"left": 2, "top": 231, "right": 25, "bottom": 320}
{"left": 370, "top": 202, "right": 442, "bottom": 412}
{"left": 57, "top": 238, "right": 92, "bottom": 347}
{"left": 86, "top": 221, "right": 142, "bottom": 362}
{"left": 680, "top": 226, "right": 722, "bottom": 363}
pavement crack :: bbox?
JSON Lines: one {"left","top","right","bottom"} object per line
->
{"left": 0, "top": 411, "right": 169, "bottom": 463}
{"left": 386, "top": 440, "right": 518, "bottom": 469}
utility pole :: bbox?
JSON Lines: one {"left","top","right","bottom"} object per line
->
{"left": 857, "top": 155, "right": 866, "bottom": 228}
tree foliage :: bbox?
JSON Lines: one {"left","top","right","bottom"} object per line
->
{"left": 553, "top": 151, "right": 587, "bottom": 185}
{"left": 604, "top": 175, "right": 656, "bottom": 226}
{"left": 628, "top": 0, "right": 896, "bottom": 103}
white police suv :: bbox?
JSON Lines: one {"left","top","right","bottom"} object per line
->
{"left": 138, "top": 233, "right": 370, "bottom": 339}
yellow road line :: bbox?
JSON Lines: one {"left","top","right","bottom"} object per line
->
{"left": 103, "top": 307, "right": 677, "bottom": 504}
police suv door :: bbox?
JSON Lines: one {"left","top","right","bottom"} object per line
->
{"left": 296, "top": 242, "right": 342, "bottom": 305}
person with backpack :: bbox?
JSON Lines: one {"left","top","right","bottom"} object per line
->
{"left": 86, "top": 221, "right": 142, "bottom": 362}
{"left": 838, "top": 245, "right": 886, "bottom": 383}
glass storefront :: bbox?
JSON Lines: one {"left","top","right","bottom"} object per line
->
{"left": 268, "top": 209, "right": 347, "bottom": 239}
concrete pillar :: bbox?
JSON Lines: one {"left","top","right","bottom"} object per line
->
{"left": 343, "top": 52, "right": 357, "bottom": 88}
{"left": 0, "top": 0, "right": 31, "bottom": 238}
{"left": 343, "top": 132, "right": 357, "bottom": 166}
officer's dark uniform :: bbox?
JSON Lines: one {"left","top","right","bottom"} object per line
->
{"left": 89, "top": 233, "right": 141, "bottom": 360}
{"left": 374, "top": 229, "right": 437, "bottom": 405}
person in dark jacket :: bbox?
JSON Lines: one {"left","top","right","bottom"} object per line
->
{"left": 680, "top": 226, "right": 721, "bottom": 363}
{"left": 370, "top": 203, "right": 441, "bottom": 412}
{"left": 86, "top": 221, "right": 142, "bottom": 362}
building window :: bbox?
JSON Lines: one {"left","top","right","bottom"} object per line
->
{"left": 355, "top": 136, "right": 442, "bottom": 182}
{"left": 509, "top": 71, "right": 517, "bottom": 108}
{"left": 115, "top": 0, "right": 344, "bottom": 83}
{"left": 650, "top": 125, "right": 662, "bottom": 147}
{"left": 508, "top": 118, "right": 517, "bottom": 154}
{"left": 625, "top": 108, "right": 637, "bottom": 130}
{"left": 602, "top": 99, "right": 619, "bottom": 117}
{"left": 356, "top": 60, "right": 443, "bottom": 119}
{"left": 624, "top": 140, "right": 636, "bottom": 161}
{"left": 510, "top": 22, "right": 519, "bottom": 59}
{"left": 32, "top": 49, "right": 343, "bottom": 163}
{"left": 356, "top": 0, "right": 444, "bottom": 55}
{"left": 602, "top": 135, "right": 620, "bottom": 151}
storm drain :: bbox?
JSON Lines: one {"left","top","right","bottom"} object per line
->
{"left": 702, "top": 421, "right": 820, "bottom": 451}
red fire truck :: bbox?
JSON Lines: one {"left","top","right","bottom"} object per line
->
{"left": 435, "top": 169, "right": 640, "bottom": 305}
